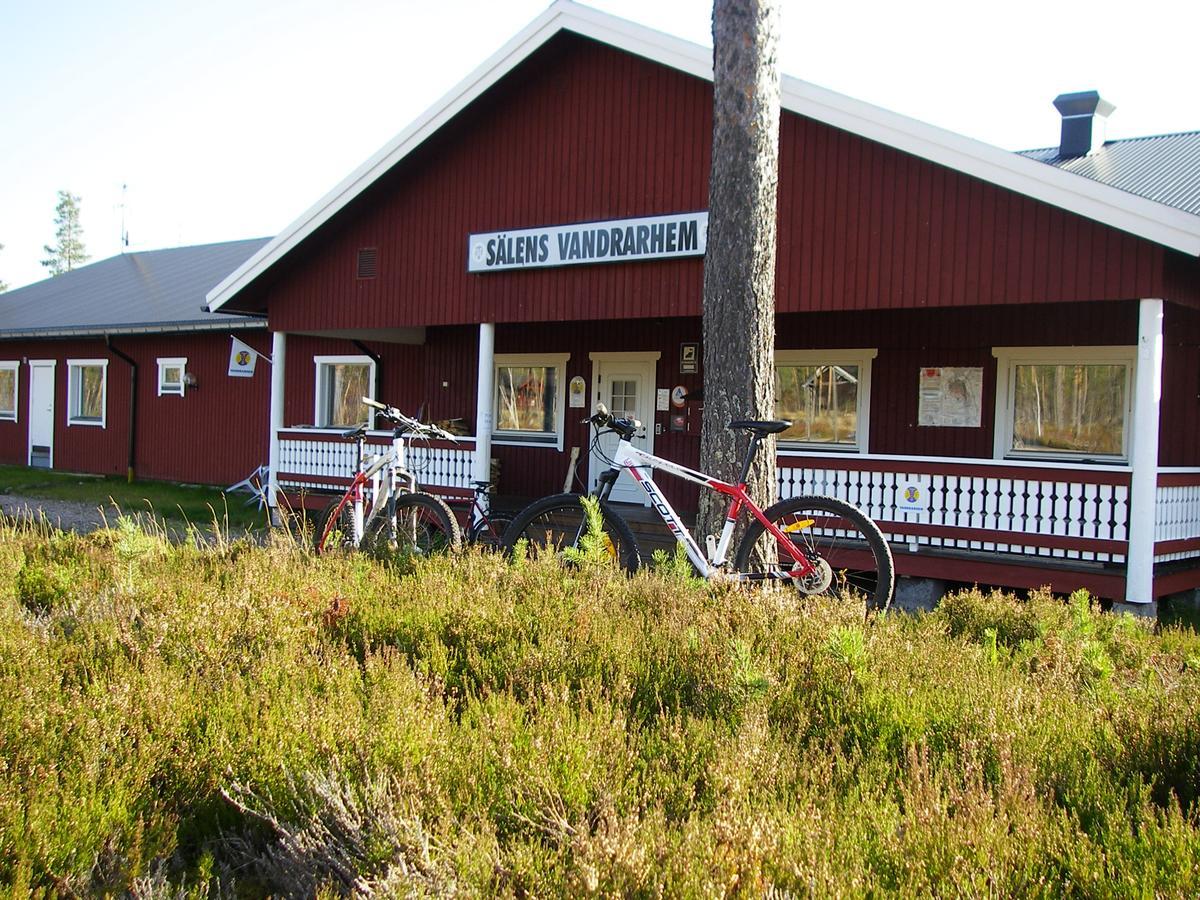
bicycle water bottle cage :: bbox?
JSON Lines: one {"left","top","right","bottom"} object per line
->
{"left": 728, "top": 419, "right": 792, "bottom": 436}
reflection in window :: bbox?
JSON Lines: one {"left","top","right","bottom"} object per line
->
{"left": 68, "top": 361, "right": 106, "bottom": 424}
{"left": 775, "top": 364, "right": 859, "bottom": 446}
{"left": 323, "top": 363, "right": 372, "bottom": 428}
{"left": 1011, "top": 363, "right": 1127, "bottom": 457}
{"left": 0, "top": 364, "right": 15, "bottom": 420}
{"left": 496, "top": 366, "right": 557, "bottom": 434}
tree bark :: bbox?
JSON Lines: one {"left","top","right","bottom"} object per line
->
{"left": 697, "top": 0, "right": 782, "bottom": 547}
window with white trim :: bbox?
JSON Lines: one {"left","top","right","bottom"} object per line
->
{"left": 314, "top": 355, "right": 375, "bottom": 428}
{"left": 0, "top": 362, "right": 17, "bottom": 422}
{"left": 774, "top": 349, "right": 876, "bottom": 451}
{"left": 157, "top": 357, "right": 187, "bottom": 396}
{"left": 993, "top": 346, "right": 1134, "bottom": 462}
{"left": 67, "top": 359, "right": 108, "bottom": 427}
{"left": 493, "top": 353, "right": 569, "bottom": 448}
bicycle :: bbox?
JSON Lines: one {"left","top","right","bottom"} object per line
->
{"left": 500, "top": 404, "right": 895, "bottom": 609}
{"left": 451, "top": 479, "right": 514, "bottom": 550}
{"left": 313, "top": 398, "right": 462, "bottom": 555}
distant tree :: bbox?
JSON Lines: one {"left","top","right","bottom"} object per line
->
{"left": 41, "top": 191, "right": 90, "bottom": 275}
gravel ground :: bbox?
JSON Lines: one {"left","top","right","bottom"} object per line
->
{"left": 0, "top": 494, "right": 112, "bottom": 533}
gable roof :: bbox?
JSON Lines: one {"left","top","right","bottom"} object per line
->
{"left": 206, "top": 0, "right": 1200, "bottom": 314}
{"left": 1020, "top": 131, "right": 1200, "bottom": 218}
{"left": 1, "top": 238, "right": 270, "bottom": 339}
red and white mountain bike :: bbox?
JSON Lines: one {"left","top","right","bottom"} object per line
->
{"left": 501, "top": 404, "right": 894, "bottom": 609}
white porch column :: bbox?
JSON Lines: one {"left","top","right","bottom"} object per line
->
{"left": 473, "top": 323, "right": 495, "bottom": 521}
{"left": 267, "top": 330, "right": 287, "bottom": 526}
{"left": 1125, "top": 298, "right": 1164, "bottom": 605}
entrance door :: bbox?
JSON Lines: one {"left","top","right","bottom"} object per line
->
{"left": 588, "top": 353, "right": 658, "bottom": 506}
{"left": 28, "top": 360, "right": 55, "bottom": 468}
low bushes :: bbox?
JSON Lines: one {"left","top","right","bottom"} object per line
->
{"left": 1, "top": 519, "right": 1199, "bottom": 896}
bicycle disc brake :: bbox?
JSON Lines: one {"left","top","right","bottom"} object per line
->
{"left": 792, "top": 557, "right": 833, "bottom": 595}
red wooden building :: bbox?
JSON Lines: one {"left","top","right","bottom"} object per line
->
{"left": 207, "top": 1, "right": 1200, "bottom": 607}
{"left": 0, "top": 240, "right": 272, "bottom": 486}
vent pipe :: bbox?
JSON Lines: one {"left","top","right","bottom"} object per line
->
{"left": 1052, "top": 90, "right": 1115, "bottom": 158}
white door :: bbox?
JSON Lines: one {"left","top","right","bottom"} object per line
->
{"left": 589, "top": 354, "right": 657, "bottom": 506}
{"left": 28, "top": 361, "right": 55, "bottom": 468}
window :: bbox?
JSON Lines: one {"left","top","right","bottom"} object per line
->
{"left": 993, "top": 346, "right": 1134, "bottom": 461}
{"left": 314, "top": 355, "right": 375, "bottom": 428}
{"left": 493, "top": 353, "right": 569, "bottom": 448}
{"left": 67, "top": 359, "right": 108, "bottom": 427}
{"left": 774, "top": 349, "right": 876, "bottom": 451}
{"left": 157, "top": 357, "right": 187, "bottom": 396}
{"left": 0, "top": 362, "right": 17, "bottom": 422}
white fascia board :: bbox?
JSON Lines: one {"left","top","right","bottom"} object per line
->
{"left": 206, "top": 0, "right": 1200, "bottom": 314}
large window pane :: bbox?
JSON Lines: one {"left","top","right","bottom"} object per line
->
{"left": 496, "top": 366, "right": 557, "bottom": 433}
{"left": 0, "top": 367, "right": 14, "bottom": 417}
{"left": 326, "top": 363, "right": 371, "bottom": 427}
{"left": 1011, "top": 363, "right": 1126, "bottom": 456}
{"left": 775, "top": 364, "right": 859, "bottom": 445}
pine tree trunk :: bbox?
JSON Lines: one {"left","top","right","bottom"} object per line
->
{"left": 697, "top": 0, "right": 782, "bottom": 548}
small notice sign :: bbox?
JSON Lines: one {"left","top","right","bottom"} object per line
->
{"left": 896, "top": 479, "right": 930, "bottom": 515}
{"left": 918, "top": 367, "right": 983, "bottom": 428}
{"left": 568, "top": 376, "right": 586, "bottom": 408}
{"left": 679, "top": 343, "right": 699, "bottom": 374}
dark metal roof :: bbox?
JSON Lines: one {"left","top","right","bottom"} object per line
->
{"left": 1020, "top": 131, "right": 1200, "bottom": 217}
{"left": 0, "top": 238, "right": 271, "bottom": 338}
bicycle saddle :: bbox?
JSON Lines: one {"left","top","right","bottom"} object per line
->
{"left": 728, "top": 419, "right": 792, "bottom": 435}
{"left": 341, "top": 423, "right": 369, "bottom": 439}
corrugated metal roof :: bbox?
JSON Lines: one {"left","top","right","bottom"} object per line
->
{"left": 1020, "top": 131, "right": 1200, "bottom": 217}
{"left": 0, "top": 238, "right": 270, "bottom": 337}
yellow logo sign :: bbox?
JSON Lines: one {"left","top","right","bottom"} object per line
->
{"left": 235, "top": 350, "right": 251, "bottom": 366}
{"left": 904, "top": 486, "right": 921, "bottom": 503}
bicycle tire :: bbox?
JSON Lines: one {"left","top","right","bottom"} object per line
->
{"left": 314, "top": 494, "right": 356, "bottom": 553}
{"left": 390, "top": 492, "right": 462, "bottom": 555}
{"left": 733, "top": 495, "right": 894, "bottom": 610}
{"left": 466, "top": 513, "right": 514, "bottom": 550}
{"left": 500, "top": 493, "right": 641, "bottom": 573}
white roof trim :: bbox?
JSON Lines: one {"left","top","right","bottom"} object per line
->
{"left": 207, "top": 0, "right": 1200, "bottom": 313}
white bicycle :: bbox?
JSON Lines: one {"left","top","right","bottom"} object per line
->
{"left": 313, "top": 398, "right": 462, "bottom": 555}
{"left": 501, "top": 404, "right": 894, "bottom": 609}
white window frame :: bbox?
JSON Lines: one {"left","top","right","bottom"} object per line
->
{"left": 0, "top": 361, "right": 18, "bottom": 422}
{"left": 774, "top": 348, "right": 877, "bottom": 453}
{"left": 313, "top": 355, "right": 376, "bottom": 429}
{"left": 67, "top": 358, "right": 109, "bottom": 428}
{"left": 992, "top": 345, "right": 1136, "bottom": 463}
{"left": 493, "top": 353, "right": 570, "bottom": 450}
{"left": 156, "top": 357, "right": 188, "bottom": 397}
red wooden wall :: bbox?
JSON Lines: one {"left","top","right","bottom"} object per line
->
{"left": 0, "top": 331, "right": 271, "bottom": 485}
{"left": 249, "top": 33, "right": 1183, "bottom": 334}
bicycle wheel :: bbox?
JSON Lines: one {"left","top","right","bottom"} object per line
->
{"left": 466, "top": 513, "right": 514, "bottom": 551}
{"left": 500, "top": 493, "right": 641, "bottom": 573}
{"left": 733, "top": 496, "right": 894, "bottom": 610}
{"left": 314, "top": 495, "right": 356, "bottom": 553}
{"left": 389, "top": 492, "right": 462, "bottom": 555}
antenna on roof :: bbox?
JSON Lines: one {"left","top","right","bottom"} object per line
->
{"left": 119, "top": 184, "right": 130, "bottom": 249}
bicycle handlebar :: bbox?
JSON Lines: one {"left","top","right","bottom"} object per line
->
{"left": 589, "top": 402, "right": 641, "bottom": 439}
{"left": 361, "top": 397, "right": 458, "bottom": 442}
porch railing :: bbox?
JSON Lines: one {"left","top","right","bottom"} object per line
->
{"left": 1155, "top": 469, "right": 1200, "bottom": 564}
{"left": 276, "top": 428, "right": 476, "bottom": 499}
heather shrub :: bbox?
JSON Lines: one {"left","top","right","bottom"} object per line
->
{"left": 2, "top": 516, "right": 1200, "bottom": 895}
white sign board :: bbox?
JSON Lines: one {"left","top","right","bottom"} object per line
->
{"left": 918, "top": 367, "right": 983, "bottom": 427}
{"left": 896, "top": 479, "right": 930, "bottom": 515}
{"left": 468, "top": 212, "right": 708, "bottom": 272}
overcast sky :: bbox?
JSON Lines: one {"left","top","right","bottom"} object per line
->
{"left": 1, "top": 0, "right": 1196, "bottom": 291}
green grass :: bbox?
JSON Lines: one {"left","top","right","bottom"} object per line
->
{"left": 0, "top": 464, "right": 268, "bottom": 531}
{"left": 2, "top": 519, "right": 1200, "bottom": 896}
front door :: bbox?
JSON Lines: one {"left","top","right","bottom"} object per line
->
{"left": 589, "top": 354, "right": 658, "bottom": 506}
{"left": 28, "top": 360, "right": 55, "bottom": 468}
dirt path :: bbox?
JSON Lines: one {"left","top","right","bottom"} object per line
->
{"left": 0, "top": 494, "right": 111, "bottom": 532}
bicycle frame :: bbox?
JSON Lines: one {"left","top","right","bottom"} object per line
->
{"left": 320, "top": 429, "right": 418, "bottom": 547}
{"left": 604, "top": 438, "right": 817, "bottom": 582}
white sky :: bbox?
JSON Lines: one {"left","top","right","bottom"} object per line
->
{"left": 1, "top": 0, "right": 1196, "bottom": 291}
